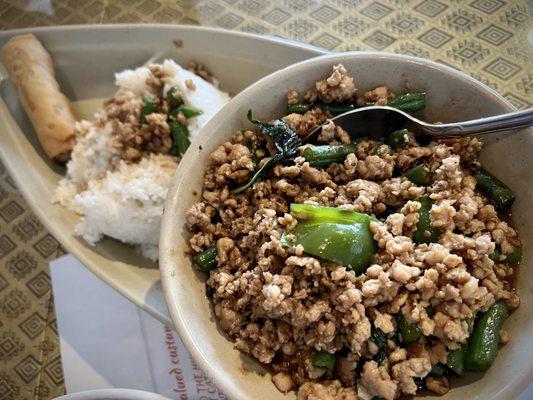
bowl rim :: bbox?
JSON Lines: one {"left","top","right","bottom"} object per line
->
{"left": 160, "top": 51, "right": 529, "bottom": 400}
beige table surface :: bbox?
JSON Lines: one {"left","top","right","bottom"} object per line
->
{"left": 0, "top": 0, "right": 531, "bottom": 399}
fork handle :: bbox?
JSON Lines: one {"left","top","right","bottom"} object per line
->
{"left": 421, "top": 108, "right": 533, "bottom": 138}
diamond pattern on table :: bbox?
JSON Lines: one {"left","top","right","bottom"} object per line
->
{"left": 0, "top": 235, "right": 16, "bottom": 259}
{"left": 418, "top": 27, "right": 453, "bottom": 48}
{"left": 447, "top": 40, "right": 489, "bottom": 66}
{"left": 516, "top": 74, "right": 533, "bottom": 95}
{"left": 284, "top": 18, "right": 319, "bottom": 40}
{"left": 503, "top": 92, "right": 531, "bottom": 109}
{"left": 500, "top": 5, "right": 529, "bottom": 28}
{"left": 7, "top": 251, "right": 37, "bottom": 280}
{"left": 483, "top": 57, "right": 522, "bottom": 80}
{"left": 32, "top": 234, "right": 61, "bottom": 259}
{"left": 0, "top": 372, "right": 21, "bottom": 400}
{"left": 476, "top": 24, "right": 513, "bottom": 45}
{"left": 363, "top": 30, "right": 396, "bottom": 50}
{"left": 0, "top": 331, "right": 24, "bottom": 362}
{"left": 414, "top": 0, "right": 448, "bottom": 17}
{"left": 310, "top": 5, "right": 340, "bottom": 23}
{"left": 237, "top": 0, "right": 271, "bottom": 15}
{"left": 263, "top": 8, "right": 291, "bottom": 25}
{"left": 470, "top": 0, "right": 506, "bottom": 14}
{"left": 11, "top": 215, "right": 44, "bottom": 243}
{"left": 443, "top": 9, "right": 483, "bottom": 33}
{"left": 14, "top": 355, "right": 40, "bottom": 384}
{"left": 18, "top": 312, "right": 46, "bottom": 340}
{"left": 360, "top": 2, "right": 393, "bottom": 20}
{"left": 311, "top": 33, "right": 342, "bottom": 50}
{"left": 386, "top": 12, "right": 425, "bottom": 35}
{"left": 1, "top": 289, "right": 31, "bottom": 319}
{"left": 44, "top": 356, "right": 64, "bottom": 386}
{"left": 0, "top": 201, "right": 24, "bottom": 224}
{"left": 333, "top": 17, "right": 370, "bottom": 38}
{"left": 26, "top": 272, "right": 51, "bottom": 299}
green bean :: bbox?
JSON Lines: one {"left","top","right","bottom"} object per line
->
{"left": 405, "top": 164, "right": 430, "bottom": 186}
{"left": 301, "top": 144, "right": 358, "bottom": 167}
{"left": 446, "top": 346, "right": 466, "bottom": 375}
{"left": 140, "top": 95, "right": 157, "bottom": 124}
{"left": 169, "top": 121, "right": 190, "bottom": 156}
{"left": 413, "top": 196, "right": 440, "bottom": 244}
{"left": 171, "top": 105, "right": 203, "bottom": 119}
{"left": 316, "top": 101, "right": 355, "bottom": 116}
{"left": 166, "top": 86, "right": 182, "bottom": 109}
{"left": 311, "top": 351, "right": 336, "bottom": 372}
{"left": 192, "top": 246, "right": 218, "bottom": 273}
{"left": 429, "top": 362, "right": 447, "bottom": 377}
{"left": 474, "top": 168, "right": 515, "bottom": 210}
{"left": 465, "top": 302, "right": 508, "bottom": 372}
{"left": 384, "top": 128, "right": 409, "bottom": 149}
{"left": 287, "top": 103, "right": 310, "bottom": 114}
{"left": 388, "top": 92, "right": 426, "bottom": 113}
{"left": 505, "top": 246, "right": 522, "bottom": 263}
{"left": 397, "top": 314, "right": 423, "bottom": 345}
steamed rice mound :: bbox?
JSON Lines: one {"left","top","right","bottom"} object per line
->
{"left": 54, "top": 59, "right": 229, "bottom": 259}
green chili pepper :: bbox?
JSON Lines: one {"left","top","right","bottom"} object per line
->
{"left": 447, "top": 346, "right": 466, "bottom": 375}
{"left": 384, "top": 128, "right": 409, "bottom": 149}
{"left": 169, "top": 121, "right": 190, "bottom": 156}
{"left": 388, "top": 92, "right": 426, "bottom": 113}
{"left": 397, "top": 314, "right": 422, "bottom": 345}
{"left": 312, "top": 351, "right": 336, "bottom": 372}
{"left": 301, "top": 144, "right": 358, "bottom": 167}
{"left": 192, "top": 246, "right": 217, "bottom": 273}
{"left": 140, "top": 95, "right": 157, "bottom": 124}
{"left": 430, "top": 362, "right": 447, "bottom": 377}
{"left": 315, "top": 101, "right": 355, "bottom": 116}
{"left": 413, "top": 196, "right": 440, "bottom": 244}
{"left": 287, "top": 103, "right": 311, "bottom": 114}
{"left": 405, "top": 164, "right": 430, "bottom": 186}
{"left": 474, "top": 168, "right": 515, "bottom": 210}
{"left": 166, "top": 86, "right": 182, "bottom": 109}
{"left": 171, "top": 105, "right": 203, "bottom": 119}
{"left": 465, "top": 302, "right": 508, "bottom": 372}
{"left": 284, "top": 204, "right": 376, "bottom": 274}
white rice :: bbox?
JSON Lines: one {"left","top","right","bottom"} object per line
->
{"left": 54, "top": 60, "right": 229, "bottom": 260}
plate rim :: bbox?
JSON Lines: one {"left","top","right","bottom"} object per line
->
{"left": 0, "top": 23, "right": 327, "bottom": 325}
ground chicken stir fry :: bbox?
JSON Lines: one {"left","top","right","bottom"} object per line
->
{"left": 186, "top": 64, "right": 521, "bottom": 400}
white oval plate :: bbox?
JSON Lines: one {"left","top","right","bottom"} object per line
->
{"left": 160, "top": 52, "right": 533, "bottom": 399}
{"left": 0, "top": 25, "right": 326, "bottom": 324}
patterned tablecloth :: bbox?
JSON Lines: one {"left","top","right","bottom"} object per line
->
{"left": 0, "top": 0, "right": 530, "bottom": 399}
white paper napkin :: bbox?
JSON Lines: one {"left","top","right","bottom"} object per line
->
{"left": 50, "top": 255, "right": 226, "bottom": 399}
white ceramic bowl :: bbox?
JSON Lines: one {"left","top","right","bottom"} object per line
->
{"left": 160, "top": 52, "right": 533, "bottom": 400}
{"left": 54, "top": 389, "right": 171, "bottom": 400}
{"left": 0, "top": 25, "right": 325, "bottom": 324}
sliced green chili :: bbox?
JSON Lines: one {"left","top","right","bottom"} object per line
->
{"left": 474, "top": 168, "right": 515, "bottom": 210}
{"left": 405, "top": 164, "right": 430, "bottom": 186}
{"left": 169, "top": 121, "right": 190, "bottom": 156}
{"left": 312, "top": 351, "right": 336, "bottom": 372}
{"left": 192, "top": 246, "right": 218, "bottom": 273}
{"left": 140, "top": 95, "right": 157, "bottom": 124}
{"left": 413, "top": 196, "right": 440, "bottom": 244}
